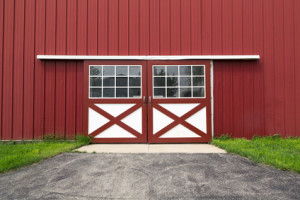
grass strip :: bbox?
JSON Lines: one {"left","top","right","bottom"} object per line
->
{"left": 212, "top": 136, "right": 300, "bottom": 173}
{"left": 0, "top": 135, "right": 91, "bottom": 174}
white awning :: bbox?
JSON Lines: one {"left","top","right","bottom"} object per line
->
{"left": 37, "top": 55, "right": 260, "bottom": 60}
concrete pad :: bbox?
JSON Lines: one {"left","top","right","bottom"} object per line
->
{"left": 76, "top": 144, "right": 149, "bottom": 153}
{"left": 75, "top": 144, "right": 226, "bottom": 153}
{"left": 149, "top": 144, "right": 226, "bottom": 153}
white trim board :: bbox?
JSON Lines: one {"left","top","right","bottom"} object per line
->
{"left": 37, "top": 55, "right": 260, "bottom": 60}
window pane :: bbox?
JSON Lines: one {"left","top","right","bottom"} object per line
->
{"left": 167, "top": 88, "right": 179, "bottom": 97}
{"left": 116, "top": 88, "right": 128, "bottom": 97}
{"left": 154, "top": 88, "right": 165, "bottom": 97}
{"left": 193, "top": 65, "right": 204, "bottom": 75}
{"left": 180, "top": 87, "right": 191, "bottom": 97}
{"left": 179, "top": 65, "right": 191, "bottom": 75}
{"left": 167, "top": 77, "right": 178, "bottom": 86}
{"left": 103, "top": 65, "right": 115, "bottom": 76}
{"left": 180, "top": 77, "right": 191, "bottom": 86}
{"left": 103, "top": 77, "right": 115, "bottom": 86}
{"left": 167, "top": 66, "right": 178, "bottom": 76}
{"left": 90, "top": 66, "right": 102, "bottom": 76}
{"left": 116, "top": 77, "right": 128, "bottom": 86}
{"left": 129, "top": 88, "right": 141, "bottom": 97}
{"left": 116, "top": 66, "right": 128, "bottom": 76}
{"left": 129, "top": 77, "right": 141, "bottom": 86}
{"left": 193, "top": 77, "right": 204, "bottom": 86}
{"left": 154, "top": 77, "right": 165, "bottom": 87}
{"left": 193, "top": 88, "right": 205, "bottom": 97}
{"left": 129, "top": 66, "right": 141, "bottom": 76}
{"left": 153, "top": 66, "right": 165, "bottom": 76}
{"left": 103, "top": 88, "right": 115, "bottom": 97}
{"left": 90, "top": 77, "right": 102, "bottom": 86}
{"left": 90, "top": 88, "right": 102, "bottom": 97}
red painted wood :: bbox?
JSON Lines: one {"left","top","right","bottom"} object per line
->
{"left": 295, "top": 0, "right": 300, "bottom": 136}
{"left": 129, "top": 0, "right": 139, "bottom": 55}
{"left": 83, "top": 60, "right": 148, "bottom": 143}
{"left": 212, "top": 0, "right": 223, "bottom": 136}
{"left": 98, "top": 0, "right": 108, "bottom": 55}
{"left": 253, "top": 0, "right": 265, "bottom": 136}
{"left": 152, "top": 103, "right": 207, "bottom": 139}
{"left": 284, "top": 0, "right": 295, "bottom": 136}
{"left": 243, "top": 0, "right": 254, "bottom": 139}
{"left": 147, "top": 60, "right": 211, "bottom": 143}
{"left": 34, "top": 0, "right": 46, "bottom": 139}
{"left": 108, "top": 0, "right": 119, "bottom": 55}
{"left": 44, "top": 0, "right": 56, "bottom": 135}
{"left": 119, "top": 0, "right": 128, "bottom": 55}
{"left": 221, "top": 0, "right": 233, "bottom": 136}
{"left": 88, "top": 104, "right": 142, "bottom": 139}
{"left": 0, "top": 0, "right": 3, "bottom": 139}
{"left": 2, "top": 0, "right": 14, "bottom": 140}
{"left": 232, "top": 0, "right": 244, "bottom": 138}
{"left": 170, "top": 0, "right": 180, "bottom": 55}
{"left": 150, "top": 0, "right": 159, "bottom": 55}
{"left": 181, "top": 0, "right": 191, "bottom": 55}
{"left": 274, "top": 0, "right": 285, "bottom": 136}
{"left": 55, "top": 0, "right": 67, "bottom": 137}
{"left": 12, "top": 0, "right": 25, "bottom": 140}
{"left": 160, "top": 0, "right": 170, "bottom": 55}
{"left": 65, "top": 0, "right": 77, "bottom": 137}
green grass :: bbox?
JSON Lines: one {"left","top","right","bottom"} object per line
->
{"left": 0, "top": 135, "right": 91, "bottom": 174}
{"left": 213, "top": 136, "right": 300, "bottom": 173}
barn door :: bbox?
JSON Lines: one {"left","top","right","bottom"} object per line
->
{"left": 147, "top": 60, "right": 212, "bottom": 143}
{"left": 84, "top": 61, "right": 148, "bottom": 143}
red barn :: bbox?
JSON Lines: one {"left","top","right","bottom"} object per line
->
{"left": 0, "top": 0, "right": 299, "bottom": 143}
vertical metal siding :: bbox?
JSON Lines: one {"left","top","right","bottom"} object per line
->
{"left": 0, "top": 0, "right": 299, "bottom": 139}
{"left": 65, "top": 0, "right": 77, "bottom": 138}
{"left": 295, "top": 0, "right": 300, "bottom": 136}
{"left": 0, "top": 0, "right": 3, "bottom": 140}
{"left": 12, "top": 0, "right": 25, "bottom": 140}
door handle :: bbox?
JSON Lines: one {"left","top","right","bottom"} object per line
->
{"left": 149, "top": 96, "right": 151, "bottom": 105}
{"left": 143, "top": 96, "right": 145, "bottom": 104}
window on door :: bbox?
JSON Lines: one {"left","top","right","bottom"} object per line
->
{"left": 89, "top": 65, "right": 142, "bottom": 98}
{"left": 153, "top": 65, "right": 205, "bottom": 98}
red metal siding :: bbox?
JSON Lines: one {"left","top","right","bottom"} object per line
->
{"left": 0, "top": 0, "right": 3, "bottom": 140}
{"left": 295, "top": 0, "right": 300, "bottom": 136}
{"left": 65, "top": 0, "right": 77, "bottom": 138}
{"left": 13, "top": 0, "right": 25, "bottom": 140}
{"left": 34, "top": 0, "right": 45, "bottom": 139}
{"left": 0, "top": 0, "right": 300, "bottom": 140}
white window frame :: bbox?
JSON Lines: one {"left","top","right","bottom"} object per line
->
{"left": 152, "top": 65, "right": 206, "bottom": 99}
{"left": 89, "top": 65, "right": 142, "bottom": 99}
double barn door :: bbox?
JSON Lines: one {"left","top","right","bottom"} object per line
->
{"left": 84, "top": 60, "right": 211, "bottom": 143}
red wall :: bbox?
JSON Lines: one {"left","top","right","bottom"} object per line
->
{"left": 0, "top": 0, "right": 299, "bottom": 140}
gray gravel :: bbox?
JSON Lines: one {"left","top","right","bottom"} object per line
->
{"left": 0, "top": 153, "right": 299, "bottom": 200}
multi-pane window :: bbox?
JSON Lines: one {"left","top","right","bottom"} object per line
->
{"left": 153, "top": 65, "right": 205, "bottom": 98}
{"left": 89, "top": 65, "right": 142, "bottom": 98}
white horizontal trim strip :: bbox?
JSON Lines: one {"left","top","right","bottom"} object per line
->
{"left": 37, "top": 55, "right": 260, "bottom": 60}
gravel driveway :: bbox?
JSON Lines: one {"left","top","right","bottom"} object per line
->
{"left": 0, "top": 153, "right": 299, "bottom": 200}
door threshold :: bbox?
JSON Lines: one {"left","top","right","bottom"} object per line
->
{"left": 75, "top": 144, "right": 226, "bottom": 154}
